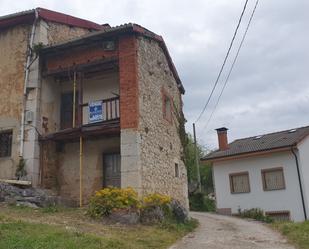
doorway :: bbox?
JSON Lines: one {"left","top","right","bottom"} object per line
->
{"left": 103, "top": 153, "right": 121, "bottom": 187}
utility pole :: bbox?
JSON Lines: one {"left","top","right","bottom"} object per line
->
{"left": 193, "top": 123, "right": 202, "bottom": 192}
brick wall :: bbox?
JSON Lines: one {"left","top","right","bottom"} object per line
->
{"left": 46, "top": 45, "right": 118, "bottom": 72}
{"left": 118, "top": 35, "right": 139, "bottom": 129}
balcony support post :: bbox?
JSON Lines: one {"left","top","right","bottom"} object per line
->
{"left": 78, "top": 72, "right": 83, "bottom": 127}
{"left": 72, "top": 71, "right": 77, "bottom": 128}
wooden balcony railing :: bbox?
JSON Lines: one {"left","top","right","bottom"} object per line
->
{"left": 81, "top": 97, "right": 120, "bottom": 125}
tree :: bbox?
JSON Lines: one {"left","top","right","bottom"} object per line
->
{"left": 184, "top": 134, "right": 213, "bottom": 194}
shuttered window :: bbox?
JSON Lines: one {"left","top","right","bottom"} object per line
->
{"left": 262, "top": 168, "right": 285, "bottom": 191}
{"left": 0, "top": 130, "right": 12, "bottom": 158}
{"left": 229, "top": 172, "right": 250, "bottom": 193}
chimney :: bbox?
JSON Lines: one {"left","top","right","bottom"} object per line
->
{"left": 216, "top": 127, "right": 229, "bottom": 150}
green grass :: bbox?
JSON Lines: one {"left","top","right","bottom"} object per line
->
{"left": 0, "top": 204, "right": 198, "bottom": 249}
{"left": 0, "top": 221, "right": 114, "bottom": 249}
{"left": 272, "top": 221, "right": 309, "bottom": 249}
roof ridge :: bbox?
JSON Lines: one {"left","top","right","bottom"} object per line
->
{"left": 232, "top": 124, "right": 309, "bottom": 142}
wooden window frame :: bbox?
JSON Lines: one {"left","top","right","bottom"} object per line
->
{"left": 162, "top": 89, "right": 173, "bottom": 124}
{"left": 229, "top": 171, "right": 250, "bottom": 194}
{"left": 265, "top": 210, "right": 290, "bottom": 221}
{"left": 0, "top": 130, "right": 13, "bottom": 158}
{"left": 261, "top": 167, "right": 286, "bottom": 191}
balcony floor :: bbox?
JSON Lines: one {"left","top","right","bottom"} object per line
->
{"left": 40, "top": 119, "right": 120, "bottom": 142}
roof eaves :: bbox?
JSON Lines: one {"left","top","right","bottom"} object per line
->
{"left": 40, "top": 23, "right": 185, "bottom": 94}
{"left": 0, "top": 9, "right": 34, "bottom": 21}
{"left": 36, "top": 8, "right": 104, "bottom": 31}
{"left": 202, "top": 144, "right": 295, "bottom": 162}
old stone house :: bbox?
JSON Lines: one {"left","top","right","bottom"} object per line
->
{"left": 0, "top": 8, "right": 188, "bottom": 207}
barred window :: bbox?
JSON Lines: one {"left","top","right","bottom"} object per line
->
{"left": 262, "top": 168, "right": 285, "bottom": 191}
{"left": 0, "top": 130, "right": 12, "bottom": 158}
{"left": 229, "top": 172, "right": 250, "bottom": 194}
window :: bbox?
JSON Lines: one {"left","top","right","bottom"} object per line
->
{"left": 229, "top": 172, "right": 250, "bottom": 194}
{"left": 0, "top": 130, "right": 13, "bottom": 158}
{"left": 175, "top": 163, "right": 179, "bottom": 177}
{"left": 262, "top": 167, "right": 285, "bottom": 191}
{"left": 265, "top": 211, "right": 290, "bottom": 221}
{"left": 163, "top": 93, "right": 172, "bottom": 122}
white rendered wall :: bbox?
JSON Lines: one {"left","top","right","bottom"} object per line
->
{"left": 213, "top": 151, "right": 305, "bottom": 221}
{"left": 296, "top": 136, "right": 309, "bottom": 219}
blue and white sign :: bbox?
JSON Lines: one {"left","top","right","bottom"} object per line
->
{"left": 89, "top": 100, "right": 103, "bottom": 123}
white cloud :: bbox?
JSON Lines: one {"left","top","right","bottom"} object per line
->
{"left": 1, "top": 0, "right": 308, "bottom": 149}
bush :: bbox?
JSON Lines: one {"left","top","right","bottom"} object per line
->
{"left": 189, "top": 192, "right": 215, "bottom": 212}
{"left": 238, "top": 208, "right": 273, "bottom": 223}
{"left": 140, "top": 193, "right": 172, "bottom": 223}
{"left": 87, "top": 187, "right": 189, "bottom": 224}
{"left": 142, "top": 193, "right": 171, "bottom": 208}
{"left": 87, "top": 187, "right": 140, "bottom": 218}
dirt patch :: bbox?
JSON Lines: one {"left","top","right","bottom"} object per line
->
{"left": 169, "top": 212, "right": 295, "bottom": 249}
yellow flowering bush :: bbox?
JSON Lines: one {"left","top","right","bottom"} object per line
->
{"left": 142, "top": 193, "right": 171, "bottom": 208}
{"left": 87, "top": 187, "right": 175, "bottom": 222}
{"left": 87, "top": 187, "right": 140, "bottom": 218}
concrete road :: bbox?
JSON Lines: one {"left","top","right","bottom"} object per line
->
{"left": 169, "top": 212, "right": 295, "bottom": 249}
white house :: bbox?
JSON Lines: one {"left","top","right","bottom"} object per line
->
{"left": 202, "top": 126, "right": 309, "bottom": 222}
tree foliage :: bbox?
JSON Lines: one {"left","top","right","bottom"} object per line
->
{"left": 184, "top": 134, "right": 213, "bottom": 194}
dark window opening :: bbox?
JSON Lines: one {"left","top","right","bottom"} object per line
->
{"left": 0, "top": 130, "right": 13, "bottom": 158}
{"left": 163, "top": 94, "right": 172, "bottom": 122}
{"left": 60, "top": 92, "right": 78, "bottom": 130}
{"left": 175, "top": 163, "right": 179, "bottom": 177}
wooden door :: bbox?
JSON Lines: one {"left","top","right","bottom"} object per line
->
{"left": 103, "top": 153, "right": 121, "bottom": 188}
{"left": 60, "top": 92, "right": 78, "bottom": 129}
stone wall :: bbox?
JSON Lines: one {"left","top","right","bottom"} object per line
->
{"left": 137, "top": 37, "right": 189, "bottom": 209}
{"left": 0, "top": 24, "right": 30, "bottom": 179}
{"left": 47, "top": 21, "right": 91, "bottom": 45}
{"left": 41, "top": 137, "right": 120, "bottom": 205}
{"left": 21, "top": 19, "right": 93, "bottom": 186}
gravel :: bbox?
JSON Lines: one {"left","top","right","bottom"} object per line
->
{"left": 169, "top": 212, "right": 295, "bottom": 249}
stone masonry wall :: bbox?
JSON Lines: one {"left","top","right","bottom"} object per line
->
{"left": 47, "top": 21, "right": 91, "bottom": 45}
{"left": 22, "top": 19, "right": 93, "bottom": 186}
{"left": 0, "top": 24, "right": 31, "bottom": 179}
{"left": 137, "top": 37, "right": 189, "bottom": 208}
{"left": 57, "top": 137, "right": 120, "bottom": 205}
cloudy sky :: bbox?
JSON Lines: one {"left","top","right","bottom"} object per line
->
{"left": 1, "top": 0, "right": 308, "bottom": 148}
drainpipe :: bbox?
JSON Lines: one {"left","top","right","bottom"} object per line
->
{"left": 291, "top": 147, "right": 307, "bottom": 220}
{"left": 19, "top": 9, "right": 39, "bottom": 157}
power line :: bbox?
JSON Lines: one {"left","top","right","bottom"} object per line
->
{"left": 202, "top": 0, "right": 260, "bottom": 132}
{"left": 194, "top": 0, "right": 249, "bottom": 124}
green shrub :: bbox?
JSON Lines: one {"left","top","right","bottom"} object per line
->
{"left": 87, "top": 187, "right": 140, "bottom": 218}
{"left": 189, "top": 192, "right": 215, "bottom": 212}
{"left": 238, "top": 208, "right": 273, "bottom": 223}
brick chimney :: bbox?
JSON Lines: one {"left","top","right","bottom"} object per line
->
{"left": 216, "top": 127, "right": 229, "bottom": 150}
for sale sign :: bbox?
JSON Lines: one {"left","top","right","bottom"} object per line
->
{"left": 89, "top": 100, "right": 103, "bottom": 123}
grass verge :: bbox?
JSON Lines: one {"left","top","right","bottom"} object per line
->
{"left": 272, "top": 221, "right": 309, "bottom": 249}
{"left": 0, "top": 204, "right": 197, "bottom": 249}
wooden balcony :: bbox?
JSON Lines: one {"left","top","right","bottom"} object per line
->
{"left": 40, "top": 97, "right": 120, "bottom": 142}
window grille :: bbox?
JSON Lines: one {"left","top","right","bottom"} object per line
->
{"left": 0, "top": 130, "right": 12, "bottom": 158}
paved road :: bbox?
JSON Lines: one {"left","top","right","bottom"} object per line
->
{"left": 170, "top": 212, "right": 295, "bottom": 249}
